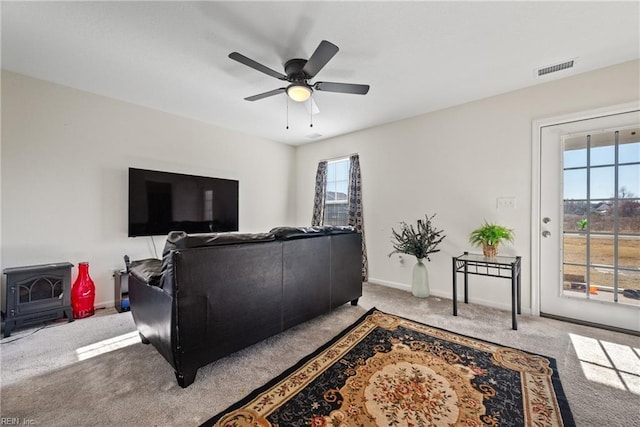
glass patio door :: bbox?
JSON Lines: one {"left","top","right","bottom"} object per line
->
{"left": 539, "top": 111, "right": 640, "bottom": 332}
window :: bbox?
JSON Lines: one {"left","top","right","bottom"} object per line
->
{"left": 562, "top": 129, "right": 640, "bottom": 305}
{"left": 311, "top": 154, "right": 368, "bottom": 281}
{"left": 324, "top": 158, "right": 350, "bottom": 226}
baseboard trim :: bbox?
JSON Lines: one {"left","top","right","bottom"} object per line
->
{"left": 94, "top": 300, "right": 116, "bottom": 311}
{"left": 368, "top": 277, "right": 531, "bottom": 315}
{"left": 367, "top": 278, "right": 411, "bottom": 292}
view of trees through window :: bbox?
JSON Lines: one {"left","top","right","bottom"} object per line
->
{"left": 562, "top": 129, "right": 640, "bottom": 306}
{"left": 324, "top": 158, "right": 350, "bottom": 226}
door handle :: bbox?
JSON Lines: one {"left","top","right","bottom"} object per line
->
{"left": 542, "top": 230, "right": 551, "bottom": 238}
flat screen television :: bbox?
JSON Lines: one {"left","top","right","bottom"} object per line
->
{"left": 128, "top": 168, "right": 239, "bottom": 237}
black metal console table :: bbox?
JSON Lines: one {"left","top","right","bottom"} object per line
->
{"left": 452, "top": 252, "right": 522, "bottom": 330}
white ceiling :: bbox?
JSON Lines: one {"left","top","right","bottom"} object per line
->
{"left": 2, "top": 1, "right": 639, "bottom": 146}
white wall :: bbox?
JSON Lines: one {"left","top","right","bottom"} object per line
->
{"left": 3, "top": 60, "right": 639, "bottom": 314}
{"left": 295, "top": 60, "right": 640, "bottom": 313}
{"left": 1, "top": 71, "right": 296, "bottom": 307}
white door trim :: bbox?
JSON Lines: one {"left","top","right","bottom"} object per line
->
{"left": 530, "top": 101, "right": 640, "bottom": 317}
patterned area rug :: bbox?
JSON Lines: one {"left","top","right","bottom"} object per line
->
{"left": 202, "top": 308, "right": 575, "bottom": 427}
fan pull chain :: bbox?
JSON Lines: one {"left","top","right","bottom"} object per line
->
{"left": 286, "top": 96, "right": 289, "bottom": 130}
{"left": 309, "top": 96, "right": 313, "bottom": 128}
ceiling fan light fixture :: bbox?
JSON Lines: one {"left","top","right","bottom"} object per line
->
{"left": 287, "top": 83, "right": 312, "bottom": 102}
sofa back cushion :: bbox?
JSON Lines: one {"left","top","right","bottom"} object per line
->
{"left": 172, "top": 240, "right": 284, "bottom": 356}
{"left": 159, "top": 231, "right": 276, "bottom": 293}
{"left": 269, "top": 225, "right": 356, "bottom": 240}
{"left": 164, "top": 230, "right": 275, "bottom": 253}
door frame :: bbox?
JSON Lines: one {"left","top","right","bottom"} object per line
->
{"left": 530, "top": 101, "right": 640, "bottom": 317}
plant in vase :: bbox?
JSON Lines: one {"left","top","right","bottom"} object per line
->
{"left": 469, "top": 221, "right": 514, "bottom": 258}
{"left": 389, "top": 213, "right": 446, "bottom": 298}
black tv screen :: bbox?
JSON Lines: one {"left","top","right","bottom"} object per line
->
{"left": 128, "top": 168, "right": 239, "bottom": 237}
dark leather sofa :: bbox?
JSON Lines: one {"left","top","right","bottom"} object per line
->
{"left": 128, "top": 226, "right": 362, "bottom": 388}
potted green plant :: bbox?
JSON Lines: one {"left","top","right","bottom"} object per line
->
{"left": 389, "top": 213, "right": 445, "bottom": 297}
{"left": 577, "top": 218, "right": 588, "bottom": 231}
{"left": 469, "top": 221, "right": 514, "bottom": 258}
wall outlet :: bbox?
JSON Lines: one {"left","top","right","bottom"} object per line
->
{"left": 497, "top": 197, "right": 516, "bottom": 209}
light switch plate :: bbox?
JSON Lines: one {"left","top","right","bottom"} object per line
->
{"left": 497, "top": 197, "right": 516, "bottom": 209}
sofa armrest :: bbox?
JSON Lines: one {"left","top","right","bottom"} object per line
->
{"left": 129, "top": 258, "right": 162, "bottom": 287}
{"left": 128, "top": 272, "right": 175, "bottom": 370}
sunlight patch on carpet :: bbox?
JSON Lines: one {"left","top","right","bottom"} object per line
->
{"left": 569, "top": 333, "right": 640, "bottom": 395}
{"left": 76, "top": 331, "right": 140, "bottom": 361}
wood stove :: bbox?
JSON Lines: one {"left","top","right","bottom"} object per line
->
{"left": 2, "top": 262, "right": 73, "bottom": 337}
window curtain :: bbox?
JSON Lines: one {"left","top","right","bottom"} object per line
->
{"left": 311, "top": 161, "right": 327, "bottom": 226}
{"left": 348, "top": 154, "right": 368, "bottom": 282}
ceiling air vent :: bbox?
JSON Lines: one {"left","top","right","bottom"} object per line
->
{"left": 537, "top": 59, "right": 575, "bottom": 77}
{"left": 306, "top": 132, "right": 323, "bottom": 139}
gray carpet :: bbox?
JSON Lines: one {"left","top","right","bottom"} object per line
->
{"left": 1, "top": 282, "right": 638, "bottom": 426}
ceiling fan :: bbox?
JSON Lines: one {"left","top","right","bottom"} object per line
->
{"left": 228, "top": 40, "right": 370, "bottom": 103}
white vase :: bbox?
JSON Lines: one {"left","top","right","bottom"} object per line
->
{"left": 412, "top": 258, "right": 430, "bottom": 298}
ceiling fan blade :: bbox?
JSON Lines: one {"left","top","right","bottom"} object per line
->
{"left": 244, "top": 88, "right": 286, "bottom": 101}
{"left": 302, "top": 40, "right": 339, "bottom": 78}
{"left": 229, "top": 52, "right": 287, "bottom": 80}
{"left": 314, "top": 81, "right": 370, "bottom": 95}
